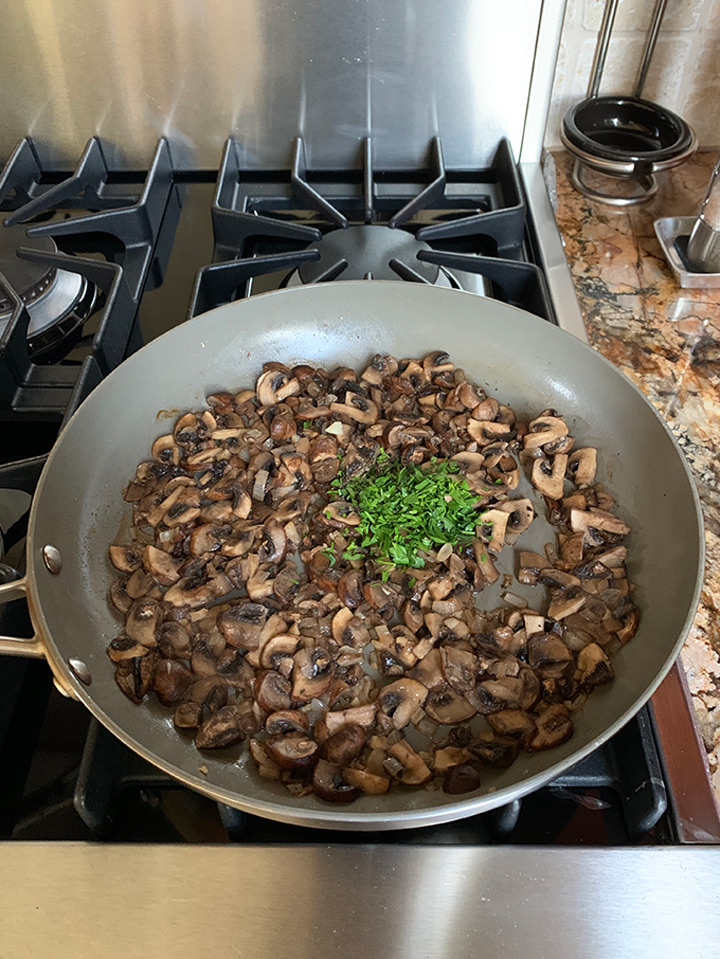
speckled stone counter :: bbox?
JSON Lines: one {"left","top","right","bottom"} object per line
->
{"left": 551, "top": 151, "right": 720, "bottom": 801}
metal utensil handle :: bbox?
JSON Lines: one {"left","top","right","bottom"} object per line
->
{"left": 588, "top": 0, "right": 668, "bottom": 100}
{"left": 634, "top": 0, "right": 668, "bottom": 97}
{"left": 0, "top": 576, "right": 45, "bottom": 657}
{"left": 587, "top": 0, "right": 620, "bottom": 98}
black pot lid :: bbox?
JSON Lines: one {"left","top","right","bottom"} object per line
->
{"left": 562, "top": 96, "right": 694, "bottom": 165}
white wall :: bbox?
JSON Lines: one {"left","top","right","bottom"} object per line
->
{"left": 546, "top": 0, "right": 720, "bottom": 149}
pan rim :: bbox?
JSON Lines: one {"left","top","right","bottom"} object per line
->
{"left": 23, "top": 281, "right": 706, "bottom": 829}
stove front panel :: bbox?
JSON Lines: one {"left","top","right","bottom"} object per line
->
{"left": 0, "top": 0, "right": 550, "bottom": 171}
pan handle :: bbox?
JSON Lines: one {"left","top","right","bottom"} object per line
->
{"left": 0, "top": 576, "right": 46, "bottom": 659}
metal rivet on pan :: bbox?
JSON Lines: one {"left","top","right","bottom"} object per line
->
{"left": 68, "top": 658, "right": 92, "bottom": 686}
{"left": 42, "top": 545, "right": 62, "bottom": 575}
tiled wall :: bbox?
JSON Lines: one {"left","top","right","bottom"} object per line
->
{"left": 545, "top": 0, "right": 720, "bottom": 148}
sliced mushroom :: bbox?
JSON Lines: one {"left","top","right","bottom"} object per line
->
{"left": 195, "top": 705, "right": 246, "bottom": 750}
{"left": 329, "top": 394, "right": 379, "bottom": 425}
{"left": 321, "top": 724, "right": 366, "bottom": 766}
{"left": 143, "top": 544, "right": 181, "bottom": 586}
{"left": 186, "top": 676, "right": 229, "bottom": 712}
{"left": 107, "top": 637, "right": 148, "bottom": 663}
{"left": 468, "top": 733, "right": 519, "bottom": 768}
{"left": 576, "top": 643, "right": 614, "bottom": 687}
{"left": 265, "top": 710, "right": 309, "bottom": 736}
{"left": 442, "top": 763, "right": 481, "bottom": 795}
{"left": 259, "top": 633, "right": 300, "bottom": 675}
{"left": 378, "top": 678, "right": 428, "bottom": 729}
{"left": 125, "top": 598, "right": 163, "bottom": 647}
{"left": 152, "top": 660, "right": 194, "bottom": 706}
{"left": 257, "top": 523, "right": 288, "bottom": 565}
{"left": 312, "top": 759, "right": 359, "bottom": 803}
{"left": 570, "top": 508, "right": 630, "bottom": 537}
{"left": 531, "top": 454, "right": 568, "bottom": 500}
{"left": 528, "top": 704, "right": 573, "bottom": 751}
{"left": 292, "top": 647, "right": 336, "bottom": 702}
{"left": 385, "top": 741, "right": 432, "bottom": 786}
{"left": 342, "top": 767, "right": 390, "bottom": 794}
{"left": 439, "top": 646, "right": 478, "bottom": 694}
{"left": 487, "top": 709, "right": 537, "bottom": 746}
{"left": 217, "top": 604, "right": 268, "bottom": 649}
{"left": 424, "top": 686, "right": 477, "bottom": 724}
{"left": 254, "top": 670, "right": 293, "bottom": 713}
{"left": 109, "top": 545, "right": 144, "bottom": 574}
{"left": 174, "top": 701, "right": 203, "bottom": 729}
{"left": 265, "top": 732, "right": 319, "bottom": 772}
{"left": 567, "top": 447, "right": 597, "bottom": 486}
{"left": 523, "top": 415, "right": 569, "bottom": 452}
{"left": 115, "top": 654, "right": 155, "bottom": 703}
{"left": 324, "top": 703, "right": 378, "bottom": 736}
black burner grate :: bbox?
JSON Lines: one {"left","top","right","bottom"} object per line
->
{"left": 188, "top": 137, "right": 554, "bottom": 320}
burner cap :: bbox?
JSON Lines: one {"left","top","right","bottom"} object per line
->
{"left": 0, "top": 225, "right": 57, "bottom": 312}
{"left": 298, "top": 225, "right": 441, "bottom": 283}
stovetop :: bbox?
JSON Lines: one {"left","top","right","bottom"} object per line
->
{"left": 0, "top": 135, "right": 714, "bottom": 846}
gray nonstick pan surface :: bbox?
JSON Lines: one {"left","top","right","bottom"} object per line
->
{"left": 0, "top": 282, "right": 704, "bottom": 829}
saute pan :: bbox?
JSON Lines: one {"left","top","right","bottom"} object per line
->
{"left": 0, "top": 282, "right": 704, "bottom": 830}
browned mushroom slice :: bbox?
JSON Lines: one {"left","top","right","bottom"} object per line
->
{"left": 468, "top": 732, "right": 519, "bottom": 768}
{"left": 531, "top": 454, "right": 568, "bottom": 500}
{"left": 321, "top": 724, "right": 366, "bottom": 766}
{"left": 439, "top": 646, "right": 478, "bottom": 695}
{"left": 342, "top": 767, "right": 390, "bottom": 795}
{"left": 292, "top": 647, "right": 336, "bottom": 702}
{"left": 378, "top": 678, "right": 428, "bottom": 729}
{"left": 487, "top": 709, "right": 537, "bottom": 746}
{"left": 476, "top": 669, "right": 540, "bottom": 714}
{"left": 473, "top": 542, "right": 500, "bottom": 584}
{"left": 152, "top": 660, "right": 194, "bottom": 706}
{"left": 570, "top": 508, "right": 630, "bottom": 537}
{"left": 567, "top": 448, "right": 597, "bottom": 487}
{"left": 433, "top": 746, "right": 471, "bottom": 774}
{"left": 312, "top": 760, "right": 360, "bottom": 803}
{"left": 143, "top": 544, "right": 181, "bottom": 586}
{"left": 324, "top": 703, "right": 378, "bottom": 736}
{"left": 616, "top": 608, "right": 639, "bottom": 644}
{"left": 257, "top": 523, "right": 288, "bottom": 565}
{"left": 107, "top": 637, "right": 148, "bottom": 663}
{"left": 384, "top": 741, "right": 432, "bottom": 786}
{"left": 329, "top": 393, "right": 379, "bottom": 426}
{"left": 547, "top": 587, "right": 587, "bottom": 621}
{"left": 442, "top": 763, "right": 481, "bottom": 795}
{"left": 576, "top": 643, "right": 614, "bottom": 687}
{"left": 217, "top": 604, "right": 268, "bottom": 650}
{"left": 125, "top": 568, "right": 155, "bottom": 600}
{"left": 323, "top": 501, "right": 362, "bottom": 527}
{"left": 108, "top": 545, "right": 144, "bottom": 574}
{"left": 424, "top": 686, "right": 477, "bottom": 724}
{"left": 528, "top": 704, "right": 574, "bottom": 751}
{"left": 256, "top": 368, "right": 293, "bottom": 407}
{"left": 195, "top": 705, "right": 246, "bottom": 750}
{"left": 174, "top": 701, "right": 203, "bottom": 729}
{"left": 523, "top": 415, "right": 568, "bottom": 452}
{"left": 265, "top": 710, "right": 310, "bottom": 736}
{"left": 528, "top": 632, "right": 573, "bottom": 677}
{"left": 186, "top": 676, "right": 229, "bottom": 712}
{"left": 361, "top": 353, "right": 399, "bottom": 385}
{"left": 125, "top": 598, "right": 163, "bottom": 647}
{"left": 259, "top": 633, "right": 300, "bottom": 676}
{"left": 110, "top": 578, "right": 133, "bottom": 614}
{"left": 254, "top": 670, "right": 293, "bottom": 713}
{"left": 408, "top": 648, "right": 445, "bottom": 690}
{"left": 336, "top": 569, "right": 365, "bottom": 609}
{"left": 115, "top": 654, "right": 155, "bottom": 704}
{"left": 265, "top": 732, "right": 319, "bottom": 772}
{"left": 363, "top": 580, "right": 403, "bottom": 614}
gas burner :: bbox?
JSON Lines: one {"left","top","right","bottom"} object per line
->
{"left": 286, "top": 225, "right": 458, "bottom": 286}
{"left": 0, "top": 225, "right": 101, "bottom": 364}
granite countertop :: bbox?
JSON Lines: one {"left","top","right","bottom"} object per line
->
{"left": 551, "top": 151, "right": 720, "bottom": 801}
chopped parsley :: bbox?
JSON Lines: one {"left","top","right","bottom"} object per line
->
{"left": 335, "top": 457, "right": 481, "bottom": 574}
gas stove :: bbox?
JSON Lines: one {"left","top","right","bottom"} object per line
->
{"left": 1, "top": 134, "right": 717, "bottom": 847}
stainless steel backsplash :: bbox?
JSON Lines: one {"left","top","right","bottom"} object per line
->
{"left": 0, "top": 0, "right": 561, "bottom": 170}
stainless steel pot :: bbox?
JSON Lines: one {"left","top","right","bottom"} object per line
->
{"left": 0, "top": 281, "right": 704, "bottom": 830}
